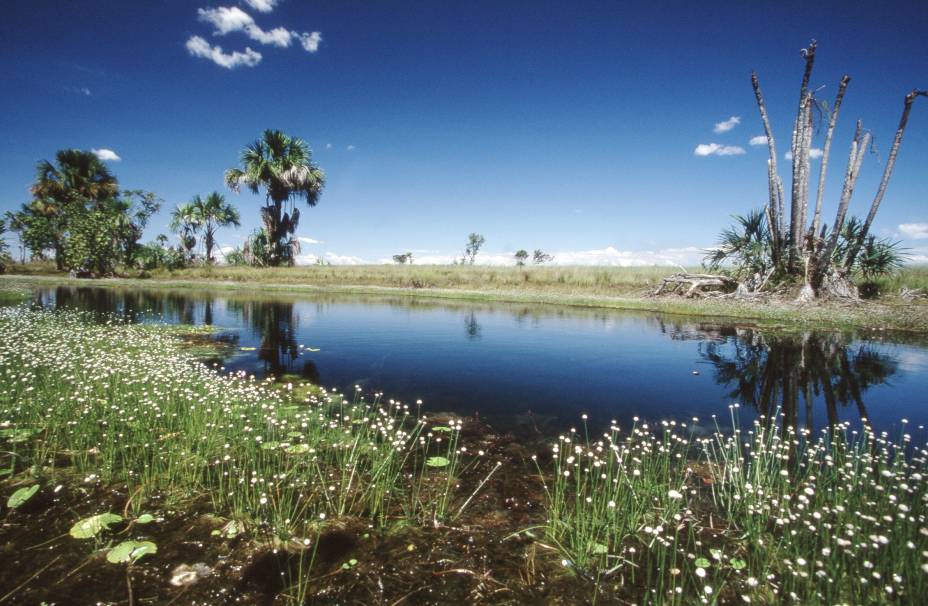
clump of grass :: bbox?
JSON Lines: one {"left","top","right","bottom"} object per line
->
{"left": 536, "top": 407, "right": 928, "bottom": 604}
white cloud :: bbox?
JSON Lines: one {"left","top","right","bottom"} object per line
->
{"left": 244, "top": 0, "right": 278, "bottom": 13}
{"left": 749, "top": 135, "right": 768, "bottom": 146}
{"left": 346, "top": 144, "right": 355, "bottom": 151}
{"left": 694, "top": 143, "right": 746, "bottom": 157}
{"left": 246, "top": 25, "right": 293, "bottom": 47}
{"left": 91, "top": 148, "right": 120, "bottom": 161}
{"left": 297, "top": 31, "right": 322, "bottom": 53}
{"left": 186, "top": 36, "right": 262, "bottom": 69}
{"left": 784, "top": 148, "right": 823, "bottom": 161}
{"left": 196, "top": 7, "right": 319, "bottom": 51}
{"left": 325, "top": 143, "right": 333, "bottom": 149}
{"left": 713, "top": 116, "right": 741, "bottom": 133}
{"left": 197, "top": 6, "right": 254, "bottom": 35}
{"left": 298, "top": 236, "right": 322, "bottom": 245}
{"left": 899, "top": 223, "right": 928, "bottom": 240}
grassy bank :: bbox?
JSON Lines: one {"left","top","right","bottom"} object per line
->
{"left": 1, "top": 307, "right": 927, "bottom": 604}
{"left": 5, "top": 263, "right": 928, "bottom": 331}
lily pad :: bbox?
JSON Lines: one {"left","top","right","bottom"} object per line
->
{"left": 730, "top": 558, "right": 747, "bottom": 570}
{"left": 7, "top": 485, "right": 39, "bottom": 509}
{"left": 136, "top": 514, "right": 155, "bottom": 525}
{"left": 107, "top": 540, "right": 157, "bottom": 564}
{"left": 286, "top": 443, "right": 311, "bottom": 455}
{"left": 694, "top": 557, "right": 711, "bottom": 568}
{"left": 69, "top": 513, "right": 123, "bottom": 539}
{"left": 426, "top": 456, "right": 450, "bottom": 468}
{"left": 260, "top": 441, "right": 280, "bottom": 450}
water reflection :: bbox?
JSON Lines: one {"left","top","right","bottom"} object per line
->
{"left": 696, "top": 328, "right": 897, "bottom": 430}
{"left": 33, "top": 285, "right": 926, "bottom": 434}
{"left": 226, "top": 299, "right": 305, "bottom": 378}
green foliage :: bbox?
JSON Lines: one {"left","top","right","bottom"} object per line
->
{"left": 705, "top": 209, "right": 775, "bottom": 280}
{"left": 706, "top": 210, "right": 906, "bottom": 288}
{"left": 61, "top": 200, "right": 131, "bottom": 274}
{"left": 514, "top": 249, "right": 529, "bottom": 266}
{"left": 392, "top": 252, "right": 412, "bottom": 265}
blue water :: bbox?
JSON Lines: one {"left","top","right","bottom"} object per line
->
{"left": 35, "top": 285, "right": 928, "bottom": 437}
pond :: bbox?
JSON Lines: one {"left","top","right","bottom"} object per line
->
{"left": 33, "top": 284, "right": 928, "bottom": 436}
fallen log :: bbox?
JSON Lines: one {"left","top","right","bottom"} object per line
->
{"left": 654, "top": 273, "right": 740, "bottom": 298}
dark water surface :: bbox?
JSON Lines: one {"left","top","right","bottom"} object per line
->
{"left": 34, "top": 285, "right": 928, "bottom": 436}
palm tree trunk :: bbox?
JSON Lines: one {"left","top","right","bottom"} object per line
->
{"left": 751, "top": 71, "right": 786, "bottom": 256}
{"left": 787, "top": 41, "right": 817, "bottom": 273}
{"left": 813, "top": 124, "right": 870, "bottom": 290}
{"left": 844, "top": 89, "right": 927, "bottom": 270}
{"left": 811, "top": 75, "right": 851, "bottom": 240}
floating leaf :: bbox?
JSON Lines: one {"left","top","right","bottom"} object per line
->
{"left": 70, "top": 513, "right": 123, "bottom": 539}
{"left": 694, "top": 557, "right": 711, "bottom": 568}
{"left": 8, "top": 485, "right": 39, "bottom": 509}
{"left": 286, "top": 444, "right": 311, "bottom": 455}
{"left": 136, "top": 514, "right": 155, "bottom": 525}
{"left": 426, "top": 456, "right": 450, "bottom": 468}
{"left": 107, "top": 540, "right": 157, "bottom": 564}
{"left": 431, "top": 426, "right": 452, "bottom": 433}
{"left": 260, "top": 441, "right": 280, "bottom": 450}
{"left": 730, "top": 558, "right": 747, "bottom": 570}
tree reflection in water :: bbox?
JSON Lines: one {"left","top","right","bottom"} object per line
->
{"left": 227, "top": 299, "right": 321, "bottom": 381}
{"left": 696, "top": 328, "right": 897, "bottom": 430}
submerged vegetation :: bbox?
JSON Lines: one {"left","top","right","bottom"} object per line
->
{"left": 2, "top": 305, "right": 927, "bottom": 604}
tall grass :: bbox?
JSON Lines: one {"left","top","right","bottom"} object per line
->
{"left": 537, "top": 406, "right": 928, "bottom": 604}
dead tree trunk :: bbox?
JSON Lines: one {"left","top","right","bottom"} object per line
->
{"left": 811, "top": 75, "right": 851, "bottom": 239}
{"left": 845, "top": 89, "right": 927, "bottom": 270}
{"left": 812, "top": 122, "right": 870, "bottom": 292}
{"left": 787, "top": 41, "right": 817, "bottom": 272}
{"left": 752, "top": 71, "right": 786, "bottom": 257}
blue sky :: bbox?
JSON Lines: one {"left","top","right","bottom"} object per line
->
{"left": 1, "top": 1, "right": 926, "bottom": 265}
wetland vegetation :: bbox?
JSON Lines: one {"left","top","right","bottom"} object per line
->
{"left": 2, "top": 289, "right": 927, "bottom": 604}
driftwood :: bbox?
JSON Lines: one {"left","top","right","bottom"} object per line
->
{"left": 654, "top": 273, "right": 739, "bottom": 298}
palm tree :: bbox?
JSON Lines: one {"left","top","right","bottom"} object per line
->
{"left": 190, "top": 192, "right": 240, "bottom": 263}
{"left": 169, "top": 202, "right": 200, "bottom": 263}
{"left": 28, "top": 149, "right": 120, "bottom": 268}
{"left": 224, "top": 130, "right": 325, "bottom": 266}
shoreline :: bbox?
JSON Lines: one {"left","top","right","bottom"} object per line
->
{"left": 4, "top": 272, "right": 927, "bottom": 332}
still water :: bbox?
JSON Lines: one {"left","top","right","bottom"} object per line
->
{"left": 34, "top": 285, "right": 928, "bottom": 436}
